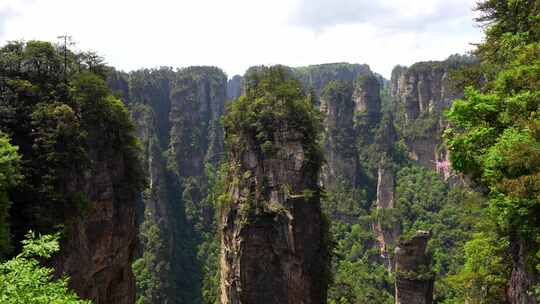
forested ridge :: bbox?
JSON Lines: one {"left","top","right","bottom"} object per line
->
{"left": 0, "top": 1, "right": 539, "bottom": 303}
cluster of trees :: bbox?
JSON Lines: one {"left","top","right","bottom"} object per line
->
{"left": 444, "top": 0, "right": 540, "bottom": 302}
{"left": 224, "top": 66, "right": 323, "bottom": 163}
{"left": 0, "top": 40, "right": 143, "bottom": 303}
{"left": 0, "top": 232, "right": 90, "bottom": 304}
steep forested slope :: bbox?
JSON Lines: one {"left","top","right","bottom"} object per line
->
{"left": 0, "top": 41, "right": 144, "bottom": 303}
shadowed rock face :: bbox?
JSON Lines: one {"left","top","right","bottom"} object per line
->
{"left": 52, "top": 127, "right": 139, "bottom": 304}
{"left": 395, "top": 231, "right": 434, "bottom": 304}
{"left": 220, "top": 128, "right": 327, "bottom": 304}
{"left": 220, "top": 68, "right": 327, "bottom": 304}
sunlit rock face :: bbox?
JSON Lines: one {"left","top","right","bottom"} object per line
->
{"left": 390, "top": 58, "right": 471, "bottom": 178}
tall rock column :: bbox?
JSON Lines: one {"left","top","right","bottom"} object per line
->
{"left": 395, "top": 231, "right": 434, "bottom": 304}
{"left": 220, "top": 66, "right": 328, "bottom": 304}
{"left": 319, "top": 80, "right": 358, "bottom": 188}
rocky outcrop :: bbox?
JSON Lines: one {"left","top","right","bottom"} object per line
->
{"left": 319, "top": 71, "right": 382, "bottom": 189}
{"left": 395, "top": 231, "right": 434, "bottom": 304}
{"left": 53, "top": 156, "right": 138, "bottom": 304}
{"left": 390, "top": 59, "right": 468, "bottom": 175}
{"left": 172, "top": 67, "right": 227, "bottom": 169}
{"left": 372, "top": 158, "right": 399, "bottom": 270}
{"left": 52, "top": 109, "right": 142, "bottom": 304}
{"left": 220, "top": 67, "right": 328, "bottom": 304}
{"left": 370, "top": 110, "right": 400, "bottom": 268}
{"left": 353, "top": 74, "right": 382, "bottom": 123}
{"left": 319, "top": 81, "right": 358, "bottom": 188}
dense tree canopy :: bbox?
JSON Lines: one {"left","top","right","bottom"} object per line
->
{"left": 445, "top": 0, "right": 540, "bottom": 301}
{"left": 0, "top": 40, "right": 143, "bottom": 246}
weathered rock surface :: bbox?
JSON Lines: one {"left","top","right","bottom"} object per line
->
{"left": 220, "top": 69, "right": 327, "bottom": 304}
{"left": 220, "top": 129, "right": 327, "bottom": 304}
{"left": 390, "top": 59, "right": 467, "bottom": 175}
{"left": 319, "top": 81, "right": 359, "bottom": 188}
{"left": 52, "top": 122, "right": 140, "bottom": 304}
{"left": 372, "top": 159, "right": 399, "bottom": 270}
{"left": 395, "top": 231, "right": 434, "bottom": 304}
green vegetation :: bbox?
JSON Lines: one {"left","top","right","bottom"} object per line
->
{"left": 0, "top": 232, "right": 91, "bottom": 304}
{"left": 0, "top": 133, "right": 21, "bottom": 257}
{"left": 325, "top": 184, "right": 394, "bottom": 304}
{"left": 444, "top": 1, "right": 540, "bottom": 302}
{"left": 0, "top": 40, "right": 143, "bottom": 303}
{"left": 224, "top": 65, "right": 323, "bottom": 164}
{"left": 132, "top": 217, "right": 168, "bottom": 304}
{"left": 394, "top": 166, "right": 484, "bottom": 302}
{"left": 0, "top": 40, "right": 144, "bottom": 244}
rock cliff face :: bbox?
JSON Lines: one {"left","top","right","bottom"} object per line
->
{"left": 395, "top": 231, "right": 434, "bottom": 304}
{"left": 319, "top": 81, "right": 359, "bottom": 188}
{"left": 168, "top": 67, "right": 227, "bottom": 226}
{"left": 52, "top": 138, "right": 139, "bottom": 304}
{"left": 371, "top": 113, "right": 400, "bottom": 267}
{"left": 220, "top": 67, "right": 328, "bottom": 304}
{"left": 390, "top": 60, "right": 465, "bottom": 175}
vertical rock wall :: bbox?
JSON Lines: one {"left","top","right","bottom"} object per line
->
{"left": 220, "top": 68, "right": 327, "bottom": 304}
{"left": 390, "top": 60, "right": 466, "bottom": 176}
{"left": 52, "top": 111, "right": 141, "bottom": 304}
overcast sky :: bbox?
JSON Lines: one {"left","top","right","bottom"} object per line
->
{"left": 0, "top": 0, "right": 483, "bottom": 78}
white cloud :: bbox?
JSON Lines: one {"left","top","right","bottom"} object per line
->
{"left": 0, "top": 0, "right": 483, "bottom": 78}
